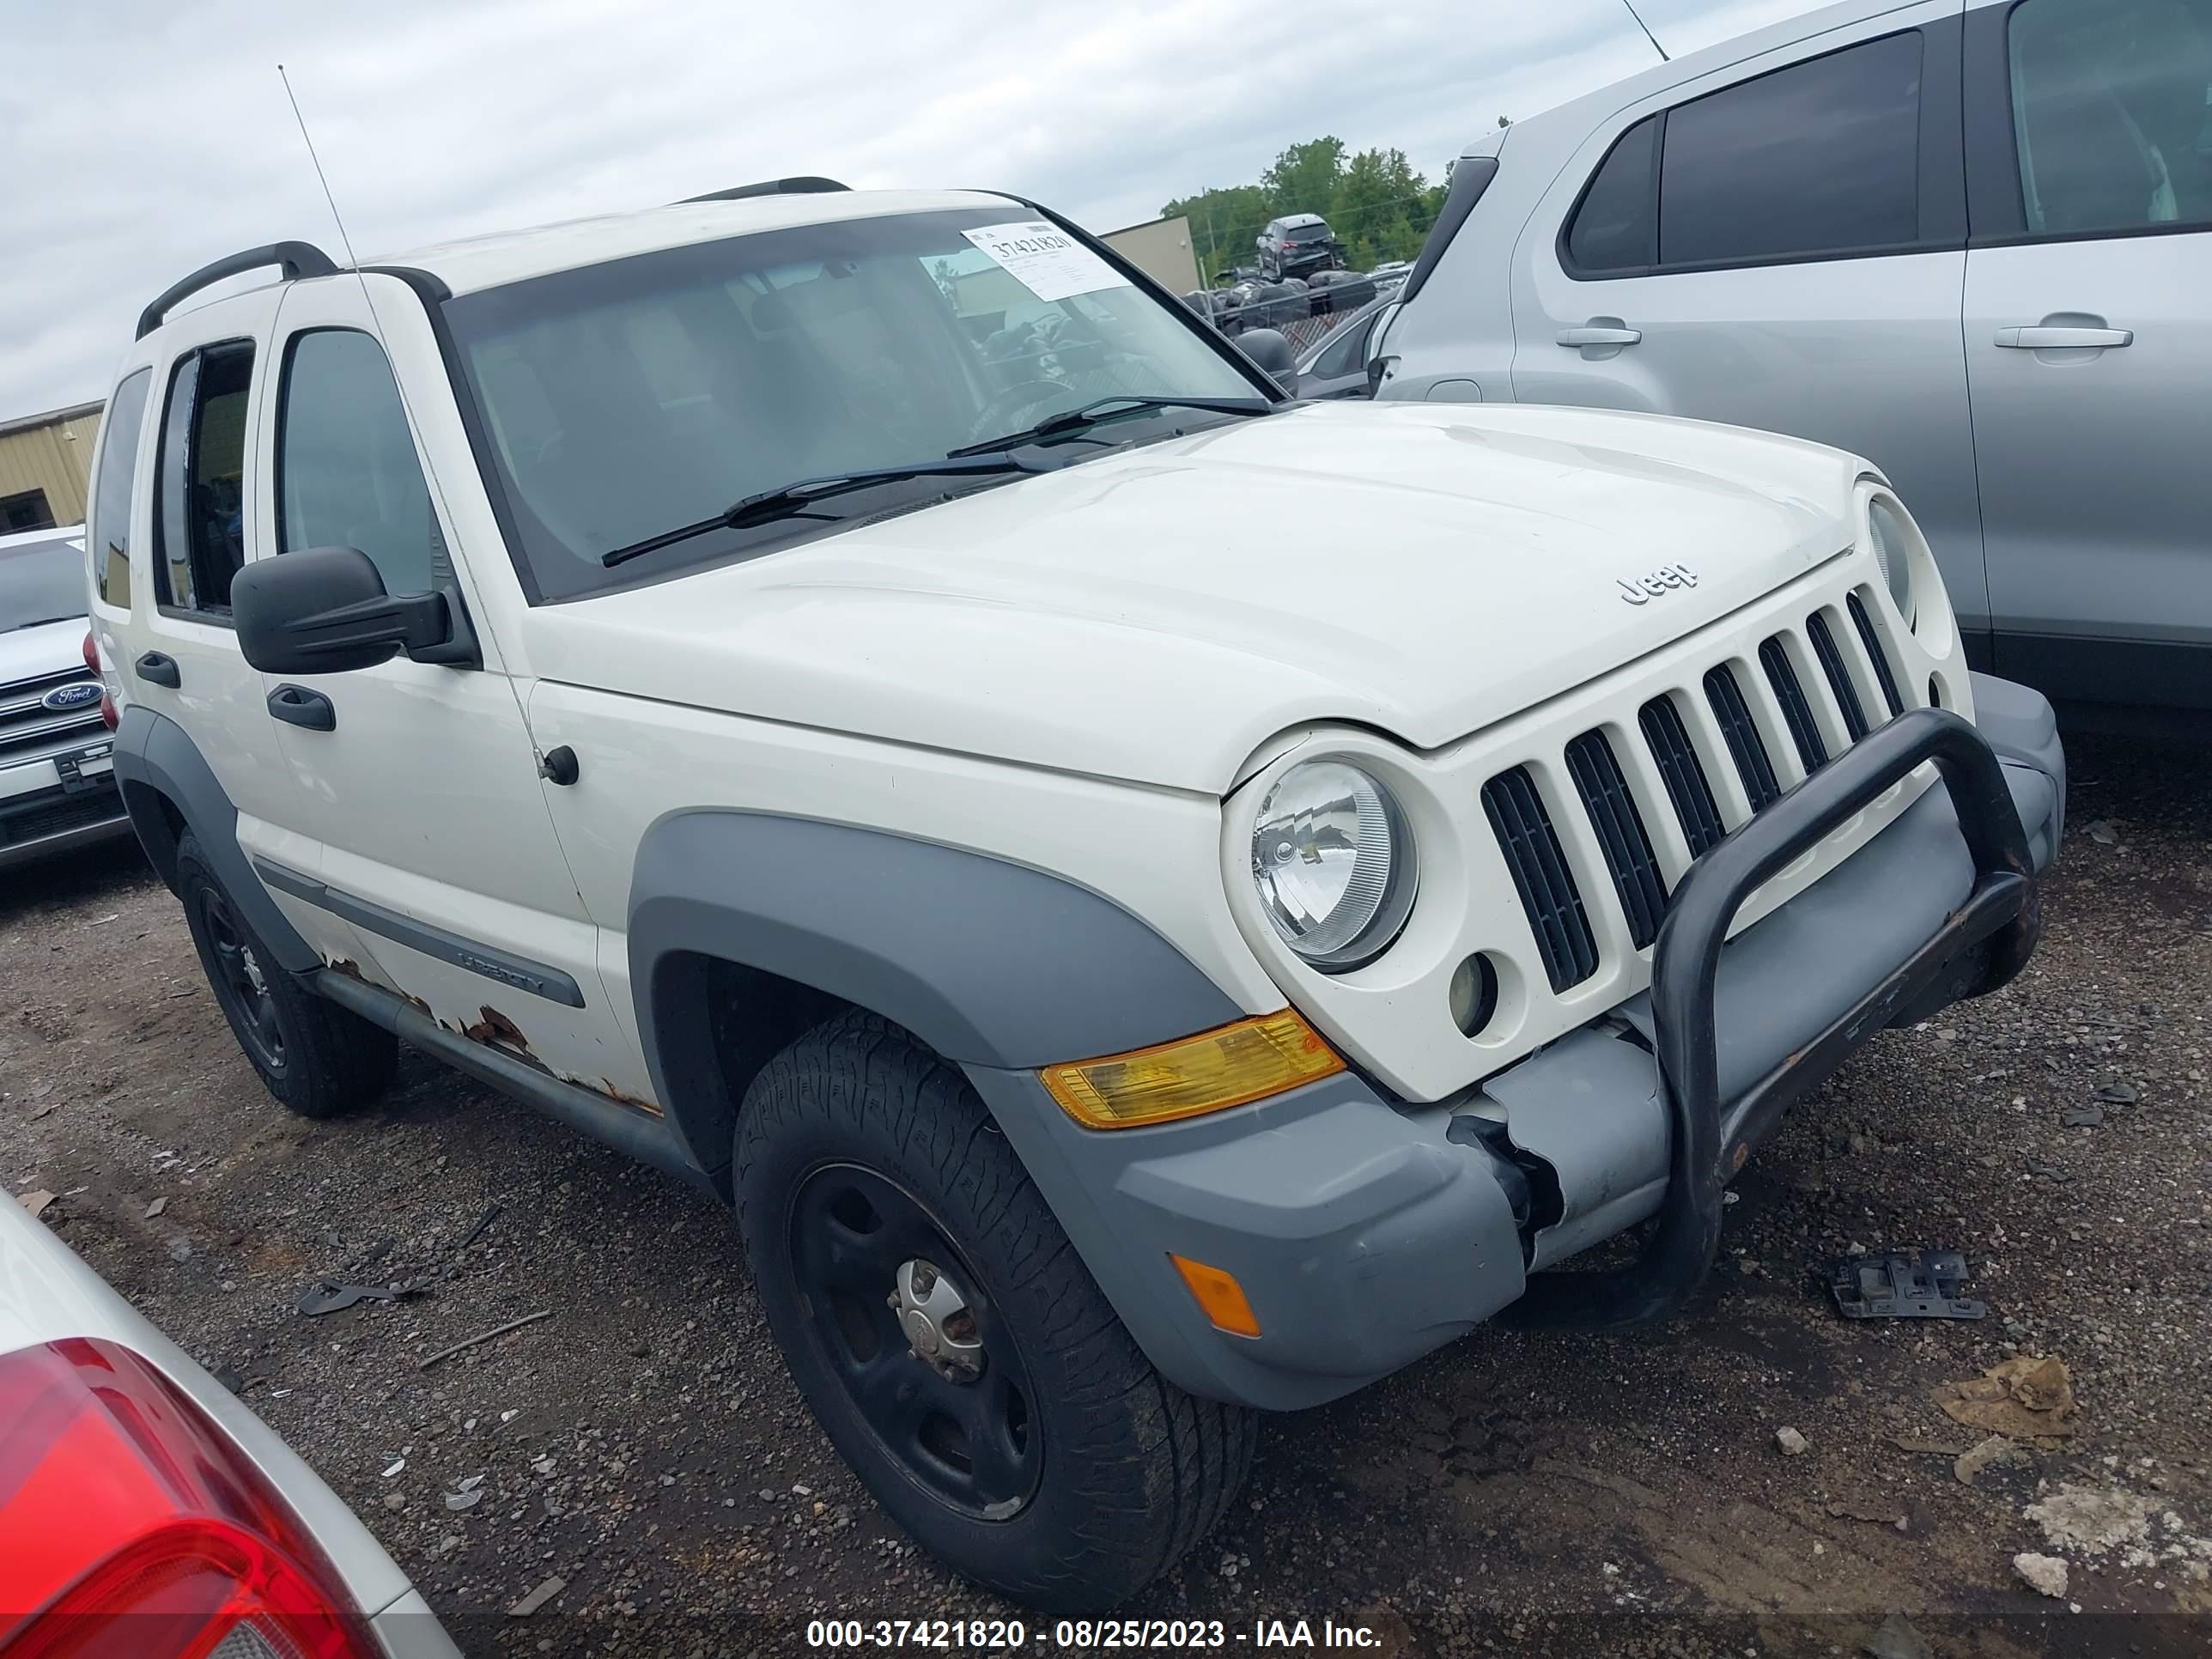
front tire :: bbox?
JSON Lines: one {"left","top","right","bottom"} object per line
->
{"left": 174, "top": 830, "right": 397, "bottom": 1118}
{"left": 735, "top": 1011, "right": 1254, "bottom": 1613}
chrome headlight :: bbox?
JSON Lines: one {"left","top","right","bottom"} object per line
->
{"left": 1867, "top": 499, "right": 1916, "bottom": 623}
{"left": 1250, "top": 760, "right": 1417, "bottom": 970}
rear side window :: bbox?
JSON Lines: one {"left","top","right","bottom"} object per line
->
{"left": 154, "top": 341, "right": 255, "bottom": 615}
{"left": 1660, "top": 32, "right": 1924, "bottom": 265}
{"left": 1565, "top": 117, "right": 1660, "bottom": 273}
{"left": 2007, "top": 0, "right": 2212, "bottom": 236}
{"left": 276, "top": 331, "right": 439, "bottom": 597}
{"left": 1563, "top": 32, "right": 1929, "bottom": 276}
{"left": 90, "top": 368, "right": 152, "bottom": 608}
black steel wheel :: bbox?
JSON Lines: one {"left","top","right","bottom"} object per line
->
{"left": 198, "top": 884, "right": 285, "bottom": 1072}
{"left": 735, "top": 1010, "right": 1254, "bottom": 1612}
{"left": 787, "top": 1164, "right": 1042, "bottom": 1518}
{"left": 173, "top": 830, "right": 396, "bottom": 1118}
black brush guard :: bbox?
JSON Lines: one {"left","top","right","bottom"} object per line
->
{"left": 1504, "top": 707, "right": 2040, "bottom": 1330}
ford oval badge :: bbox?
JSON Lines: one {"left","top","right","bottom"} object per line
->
{"left": 42, "top": 682, "right": 103, "bottom": 712}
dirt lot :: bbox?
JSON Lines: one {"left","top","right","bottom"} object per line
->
{"left": 5, "top": 732, "right": 2209, "bottom": 1658}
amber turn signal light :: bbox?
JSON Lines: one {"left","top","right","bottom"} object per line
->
{"left": 1169, "top": 1254, "right": 1261, "bottom": 1338}
{"left": 1038, "top": 1009, "right": 1345, "bottom": 1129}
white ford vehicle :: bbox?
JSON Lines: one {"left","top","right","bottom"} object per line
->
{"left": 91, "top": 181, "right": 2064, "bottom": 1610}
{"left": 2, "top": 525, "right": 131, "bottom": 869}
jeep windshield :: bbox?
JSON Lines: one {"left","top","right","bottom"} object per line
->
{"left": 0, "top": 535, "right": 85, "bottom": 633}
{"left": 446, "top": 206, "right": 1274, "bottom": 599}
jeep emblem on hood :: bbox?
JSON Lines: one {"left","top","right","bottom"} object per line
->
{"left": 1617, "top": 563, "right": 1698, "bottom": 605}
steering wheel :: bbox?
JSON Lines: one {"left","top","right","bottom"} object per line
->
{"left": 966, "top": 380, "right": 1070, "bottom": 443}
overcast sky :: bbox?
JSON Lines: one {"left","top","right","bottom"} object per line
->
{"left": 1, "top": 0, "right": 1803, "bottom": 418}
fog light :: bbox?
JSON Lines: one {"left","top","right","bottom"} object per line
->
{"left": 1169, "top": 1254, "right": 1261, "bottom": 1338}
{"left": 1039, "top": 1010, "right": 1344, "bottom": 1129}
{"left": 1449, "top": 954, "right": 1498, "bottom": 1036}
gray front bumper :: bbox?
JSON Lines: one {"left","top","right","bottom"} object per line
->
{"left": 971, "top": 678, "right": 2064, "bottom": 1412}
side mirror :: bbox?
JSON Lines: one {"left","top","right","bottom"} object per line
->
{"left": 1237, "top": 327, "right": 1297, "bottom": 383}
{"left": 233, "top": 545, "right": 453, "bottom": 675}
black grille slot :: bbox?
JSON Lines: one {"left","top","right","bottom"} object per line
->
{"left": 1807, "top": 613, "right": 1869, "bottom": 741}
{"left": 1848, "top": 594, "right": 1905, "bottom": 716}
{"left": 1481, "top": 767, "right": 1599, "bottom": 992}
{"left": 1703, "top": 666, "right": 1782, "bottom": 810}
{"left": 1638, "top": 696, "right": 1725, "bottom": 858}
{"left": 0, "top": 781, "right": 123, "bottom": 848}
{"left": 1565, "top": 731, "right": 1666, "bottom": 949}
{"left": 1759, "top": 637, "right": 1828, "bottom": 771}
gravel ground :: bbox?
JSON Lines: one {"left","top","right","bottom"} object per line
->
{"left": 4, "top": 732, "right": 2208, "bottom": 1658}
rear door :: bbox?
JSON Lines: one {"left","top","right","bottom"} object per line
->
{"left": 1510, "top": 3, "right": 1992, "bottom": 636}
{"left": 1961, "top": 0, "right": 2212, "bottom": 708}
{"left": 128, "top": 291, "right": 313, "bottom": 884}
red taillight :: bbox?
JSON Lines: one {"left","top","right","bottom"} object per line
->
{"left": 0, "top": 1340, "right": 374, "bottom": 1659}
{"left": 99, "top": 693, "right": 118, "bottom": 733}
{"left": 81, "top": 631, "right": 100, "bottom": 674}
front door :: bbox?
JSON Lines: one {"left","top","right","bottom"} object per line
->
{"left": 1511, "top": 4, "right": 1992, "bottom": 636}
{"left": 1962, "top": 0, "right": 2212, "bottom": 708}
{"left": 246, "top": 276, "right": 648, "bottom": 1098}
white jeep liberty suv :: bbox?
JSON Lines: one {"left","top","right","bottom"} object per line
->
{"left": 89, "top": 179, "right": 2065, "bottom": 1612}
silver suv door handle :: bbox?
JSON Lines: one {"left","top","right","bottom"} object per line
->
{"left": 1994, "top": 325, "right": 2131, "bottom": 349}
{"left": 1557, "top": 325, "right": 1642, "bottom": 347}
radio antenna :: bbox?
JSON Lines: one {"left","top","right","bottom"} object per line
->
{"left": 1621, "top": 0, "right": 1669, "bottom": 61}
{"left": 277, "top": 64, "right": 363, "bottom": 266}
{"left": 270, "top": 64, "right": 545, "bottom": 750}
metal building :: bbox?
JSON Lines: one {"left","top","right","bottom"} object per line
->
{"left": 1100, "top": 215, "right": 1202, "bottom": 296}
{"left": 0, "top": 400, "right": 103, "bottom": 532}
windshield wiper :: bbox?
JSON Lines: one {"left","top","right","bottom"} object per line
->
{"left": 946, "top": 394, "right": 1276, "bottom": 459}
{"left": 600, "top": 457, "right": 1033, "bottom": 568}
{"left": 5, "top": 616, "right": 81, "bottom": 634}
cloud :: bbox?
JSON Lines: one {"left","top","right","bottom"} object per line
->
{"left": 0, "top": 0, "right": 1773, "bottom": 416}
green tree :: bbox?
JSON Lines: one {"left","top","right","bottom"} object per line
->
{"left": 1159, "top": 182, "right": 1273, "bottom": 283}
{"left": 1328, "top": 146, "right": 1428, "bottom": 265}
{"left": 1261, "top": 136, "right": 1348, "bottom": 216}
{"left": 1161, "top": 135, "right": 1445, "bottom": 282}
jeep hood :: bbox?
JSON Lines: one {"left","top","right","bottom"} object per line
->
{"left": 526, "top": 402, "right": 1867, "bottom": 793}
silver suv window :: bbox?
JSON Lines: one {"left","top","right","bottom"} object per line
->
{"left": 2008, "top": 0, "right": 2212, "bottom": 235}
{"left": 1562, "top": 30, "right": 1936, "bottom": 276}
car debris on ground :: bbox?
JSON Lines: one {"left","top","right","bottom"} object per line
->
{"left": 418, "top": 1309, "right": 551, "bottom": 1370}
{"left": 1936, "top": 1353, "right": 2076, "bottom": 1442}
{"left": 2012, "top": 1552, "right": 2069, "bottom": 1599}
{"left": 508, "top": 1575, "right": 566, "bottom": 1618}
{"left": 296, "top": 1275, "right": 433, "bottom": 1317}
{"left": 1829, "top": 1249, "right": 1986, "bottom": 1319}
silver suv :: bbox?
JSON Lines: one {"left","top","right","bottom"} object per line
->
{"left": 1375, "top": 0, "right": 2212, "bottom": 717}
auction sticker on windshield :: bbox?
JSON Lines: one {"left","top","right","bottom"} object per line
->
{"left": 961, "top": 221, "right": 1123, "bottom": 301}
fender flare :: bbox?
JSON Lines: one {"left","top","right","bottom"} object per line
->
{"left": 110, "top": 705, "right": 319, "bottom": 974}
{"left": 626, "top": 810, "right": 1244, "bottom": 1176}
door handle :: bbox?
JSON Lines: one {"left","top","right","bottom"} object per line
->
{"left": 1994, "top": 325, "right": 2131, "bottom": 349}
{"left": 267, "top": 684, "right": 336, "bottom": 732}
{"left": 134, "top": 651, "right": 180, "bottom": 689}
{"left": 1557, "top": 325, "right": 1642, "bottom": 347}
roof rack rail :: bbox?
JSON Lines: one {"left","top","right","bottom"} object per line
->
{"left": 676, "top": 176, "right": 850, "bottom": 204}
{"left": 137, "top": 241, "right": 340, "bottom": 340}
